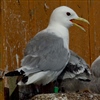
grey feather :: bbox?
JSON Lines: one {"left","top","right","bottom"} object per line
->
{"left": 89, "top": 56, "right": 100, "bottom": 93}
{"left": 58, "top": 50, "right": 91, "bottom": 80}
{"left": 91, "top": 56, "right": 100, "bottom": 78}
{"left": 22, "top": 32, "right": 69, "bottom": 71}
{"left": 59, "top": 78, "right": 89, "bottom": 92}
{"left": 58, "top": 50, "right": 91, "bottom": 93}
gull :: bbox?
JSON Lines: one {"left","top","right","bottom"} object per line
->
{"left": 5, "top": 6, "right": 89, "bottom": 86}
{"left": 58, "top": 50, "right": 91, "bottom": 92}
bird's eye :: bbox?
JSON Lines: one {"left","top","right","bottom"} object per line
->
{"left": 66, "top": 12, "right": 71, "bottom": 16}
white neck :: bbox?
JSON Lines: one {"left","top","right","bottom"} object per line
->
{"left": 45, "top": 23, "right": 69, "bottom": 50}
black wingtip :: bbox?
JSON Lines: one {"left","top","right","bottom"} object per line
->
{"left": 5, "top": 71, "right": 22, "bottom": 76}
{"left": 22, "top": 76, "right": 28, "bottom": 83}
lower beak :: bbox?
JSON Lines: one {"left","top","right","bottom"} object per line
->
{"left": 71, "top": 17, "right": 90, "bottom": 32}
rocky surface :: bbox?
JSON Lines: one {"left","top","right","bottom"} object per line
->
{"left": 31, "top": 92, "right": 100, "bottom": 100}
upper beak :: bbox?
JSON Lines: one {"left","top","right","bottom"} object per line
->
{"left": 71, "top": 17, "right": 90, "bottom": 32}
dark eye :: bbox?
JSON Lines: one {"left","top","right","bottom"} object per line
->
{"left": 66, "top": 12, "right": 71, "bottom": 16}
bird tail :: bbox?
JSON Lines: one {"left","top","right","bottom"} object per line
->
{"left": 5, "top": 70, "right": 25, "bottom": 76}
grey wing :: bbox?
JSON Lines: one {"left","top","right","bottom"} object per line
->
{"left": 68, "top": 50, "right": 90, "bottom": 74}
{"left": 58, "top": 50, "right": 91, "bottom": 80}
{"left": 21, "top": 32, "right": 70, "bottom": 73}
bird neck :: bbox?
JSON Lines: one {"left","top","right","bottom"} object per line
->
{"left": 46, "top": 23, "right": 69, "bottom": 50}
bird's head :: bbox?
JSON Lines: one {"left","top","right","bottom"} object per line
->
{"left": 49, "top": 6, "right": 89, "bottom": 31}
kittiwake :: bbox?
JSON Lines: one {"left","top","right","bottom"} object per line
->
{"left": 5, "top": 6, "right": 89, "bottom": 86}
{"left": 58, "top": 50, "right": 91, "bottom": 92}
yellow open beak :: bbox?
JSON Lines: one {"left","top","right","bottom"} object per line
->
{"left": 72, "top": 17, "right": 90, "bottom": 32}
